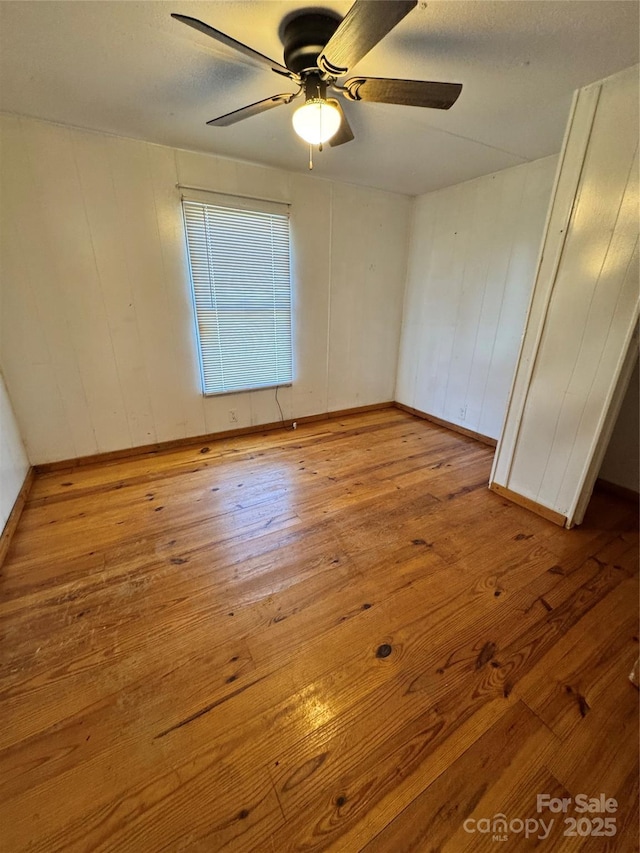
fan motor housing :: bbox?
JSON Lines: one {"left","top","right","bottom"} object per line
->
{"left": 282, "top": 12, "right": 341, "bottom": 75}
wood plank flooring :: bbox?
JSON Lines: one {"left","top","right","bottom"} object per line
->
{"left": 1, "top": 409, "right": 638, "bottom": 852}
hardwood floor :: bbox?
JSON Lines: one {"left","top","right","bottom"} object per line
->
{"left": 1, "top": 409, "right": 637, "bottom": 852}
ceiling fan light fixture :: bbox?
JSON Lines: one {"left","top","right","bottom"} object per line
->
{"left": 174, "top": 3, "right": 462, "bottom": 153}
{"left": 292, "top": 98, "right": 341, "bottom": 145}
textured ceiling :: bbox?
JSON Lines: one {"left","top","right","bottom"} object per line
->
{"left": 0, "top": 1, "right": 638, "bottom": 195}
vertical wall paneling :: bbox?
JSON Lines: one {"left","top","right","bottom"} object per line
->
{"left": 109, "top": 136, "right": 185, "bottom": 444}
{"left": 0, "top": 116, "right": 411, "bottom": 463}
{"left": 476, "top": 158, "right": 556, "bottom": 438}
{"left": 395, "top": 155, "right": 558, "bottom": 440}
{"left": 0, "top": 373, "right": 29, "bottom": 533}
{"left": 288, "top": 174, "right": 332, "bottom": 419}
{"left": 491, "top": 86, "right": 602, "bottom": 482}
{"left": 328, "top": 182, "right": 410, "bottom": 412}
{"left": 491, "top": 65, "right": 640, "bottom": 525}
{"left": 24, "top": 120, "right": 128, "bottom": 456}
{"left": 145, "top": 145, "right": 207, "bottom": 439}
{"left": 393, "top": 196, "right": 422, "bottom": 406}
{"left": 71, "top": 130, "right": 155, "bottom": 449}
{"left": 1, "top": 117, "right": 80, "bottom": 462}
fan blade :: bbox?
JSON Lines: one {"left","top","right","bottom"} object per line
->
{"left": 172, "top": 14, "right": 294, "bottom": 78}
{"left": 344, "top": 77, "right": 462, "bottom": 110}
{"left": 317, "top": 0, "right": 417, "bottom": 76}
{"left": 207, "top": 93, "right": 297, "bottom": 126}
{"left": 327, "top": 100, "right": 355, "bottom": 147}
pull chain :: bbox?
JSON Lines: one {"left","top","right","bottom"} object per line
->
{"left": 309, "top": 143, "right": 313, "bottom": 170}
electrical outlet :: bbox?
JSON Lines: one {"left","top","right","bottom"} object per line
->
{"left": 228, "top": 409, "right": 238, "bottom": 423}
{"left": 459, "top": 405, "right": 467, "bottom": 421}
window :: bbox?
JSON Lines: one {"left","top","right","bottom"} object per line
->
{"left": 182, "top": 193, "right": 293, "bottom": 395}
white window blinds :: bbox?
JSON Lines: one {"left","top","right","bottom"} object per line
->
{"left": 182, "top": 194, "right": 293, "bottom": 395}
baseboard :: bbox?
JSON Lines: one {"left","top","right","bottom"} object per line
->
{"left": 0, "top": 467, "right": 34, "bottom": 567}
{"left": 33, "top": 402, "right": 395, "bottom": 474}
{"left": 394, "top": 402, "right": 498, "bottom": 448}
{"left": 33, "top": 400, "right": 499, "bottom": 474}
{"left": 489, "top": 482, "right": 567, "bottom": 527}
{"left": 595, "top": 477, "right": 640, "bottom": 504}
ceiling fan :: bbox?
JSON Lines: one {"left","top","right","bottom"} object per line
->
{"left": 172, "top": 0, "right": 462, "bottom": 155}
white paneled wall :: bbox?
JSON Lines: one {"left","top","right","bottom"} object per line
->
{"left": 0, "top": 115, "right": 410, "bottom": 464}
{"left": 0, "top": 373, "right": 29, "bottom": 532}
{"left": 491, "top": 65, "right": 639, "bottom": 525}
{"left": 329, "top": 181, "right": 410, "bottom": 411}
{"left": 396, "top": 156, "right": 557, "bottom": 440}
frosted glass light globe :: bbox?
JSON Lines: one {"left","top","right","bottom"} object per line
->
{"left": 292, "top": 99, "right": 341, "bottom": 145}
